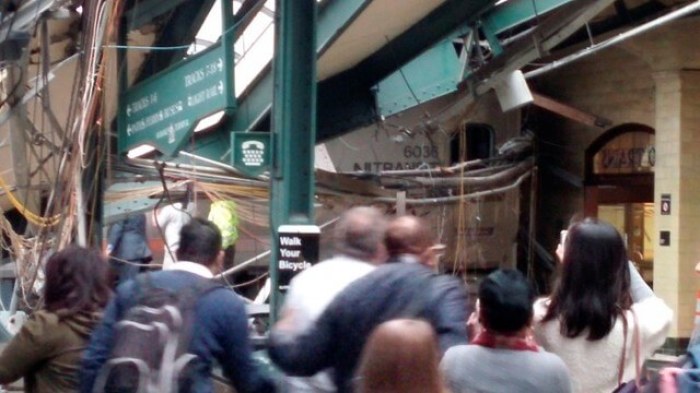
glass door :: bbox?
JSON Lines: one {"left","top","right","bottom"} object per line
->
{"left": 598, "top": 203, "right": 654, "bottom": 285}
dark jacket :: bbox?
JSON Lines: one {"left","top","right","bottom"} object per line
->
{"left": 0, "top": 309, "right": 101, "bottom": 393}
{"left": 269, "top": 263, "right": 469, "bottom": 393}
{"left": 107, "top": 214, "right": 152, "bottom": 261}
{"left": 79, "top": 270, "right": 275, "bottom": 393}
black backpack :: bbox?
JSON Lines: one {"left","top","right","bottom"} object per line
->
{"left": 93, "top": 274, "right": 221, "bottom": 393}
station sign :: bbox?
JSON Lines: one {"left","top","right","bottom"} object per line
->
{"left": 277, "top": 225, "right": 320, "bottom": 292}
{"left": 118, "top": 42, "right": 233, "bottom": 156}
{"left": 231, "top": 132, "right": 271, "bottom": 177}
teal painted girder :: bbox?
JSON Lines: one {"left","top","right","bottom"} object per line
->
{"left": 481, "top": 0, "right": 578, "bottom": 36}
{"left": 269, "top": 0, "right": 317, "bottom": 321}
{"left": 229, "top": 0, "right": 373, "bottom": 133}
{"left": 375, "top": 36, "right": 465, "bottom": 118}
{"left": 372, "top": 0, "right": 583, "bottom": 120}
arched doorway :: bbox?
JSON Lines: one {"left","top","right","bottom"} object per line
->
{"left": 584, "top": 123, "right": 655, "bottom": 283}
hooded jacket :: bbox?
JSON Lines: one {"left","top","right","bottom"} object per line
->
{"left": 0, "top": 309, "right": 101, "bottom": 393}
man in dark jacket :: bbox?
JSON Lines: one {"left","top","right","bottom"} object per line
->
{"left": 106, "top": 213, "right": 152, "bottom": 286}
{"left": 268, "top": 215, "right": 469, "bottom": 393}
{"left": 80, "top": 218, "right": 275, "bottom": 393}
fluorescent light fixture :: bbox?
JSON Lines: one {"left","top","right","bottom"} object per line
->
{"left": 194, "top": 110, "right": 225, "bottom": 132}
{"left": 127, "top": 144, "right": 156, "bottom": 158}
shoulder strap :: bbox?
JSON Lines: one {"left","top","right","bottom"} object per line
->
{"left": 631, "top": 309, "right": 642, "bottom": 386}
{"left": 618, "top": 312, "right": 629, "bottom": 386}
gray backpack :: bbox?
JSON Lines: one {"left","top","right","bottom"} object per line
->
{"left": 93, "top": 274, "right": 221, "bottom": 393}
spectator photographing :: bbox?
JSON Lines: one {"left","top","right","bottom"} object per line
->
{"left": 534, "top": 218, "right": 672, "bottom": 392}
{"left": 442, "top": 269, "right": 571, "bottom": 393}
{"left": 0, "top": 246, "right": 110, "bottom": 393}
{"left": 356, "top": 319, "right": 448, "bottom": 393}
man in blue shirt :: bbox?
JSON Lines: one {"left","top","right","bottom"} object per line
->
{"left": 80, "top": 218, "right": 274, "bottom": 393}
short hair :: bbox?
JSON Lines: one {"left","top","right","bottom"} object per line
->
{"left": 543, "top": 218, "right": 631, "bottom": 340}
{"left": 479, "top": 269, "right": 534, "bottom": 335}
{"left": 356, "top": 319, "right": 446, "bottom": 393}
{"left": 334, "top": 206, "right": 387, "bottom": 260}
{"left": 384, "top": 215, "right": 434, "bottom": 258}
{"left": 176, "top": 218, "right": 222, "bottom": 266}
{"left": 44, "top": 245, "right": 111, "bottom": 318}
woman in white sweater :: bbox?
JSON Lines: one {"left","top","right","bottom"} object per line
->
{"left": 533, "top": 218, "right": 672, "bottom": 393}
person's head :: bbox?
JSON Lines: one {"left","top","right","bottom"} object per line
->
{"left": 176, "top": 218, "right": 224, "bottom": 270}
{"left": 384, "top": 215, "right": 441, "bottom": 268}
{"left": 355, "top": 319, "right": 447, "bottom": 393}
{"left": 334, "top": 206, "right": 387, "bottom": 264}
{"left": 544, "top": 218, "right": 631, "bottom": 340}
{"left": 44, "top": 245, "right": 111, "bottom": 318}
{"left": 478, "top": 269, "right": 534, "bottom": 335}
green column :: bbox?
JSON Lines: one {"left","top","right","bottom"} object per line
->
{"left": 270, "top": 0, "right": 317, "bottom": 322}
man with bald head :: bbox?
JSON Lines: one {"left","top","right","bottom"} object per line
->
{"left": 269, "top": 214, "right": 469, "bottom": 393}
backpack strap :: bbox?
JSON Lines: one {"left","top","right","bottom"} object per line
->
{"left": 618, "top": 311, "right": 629, "bottom": 386}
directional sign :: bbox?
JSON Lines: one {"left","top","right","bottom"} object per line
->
{"left": 231, "top": 132, "right": 271, "bottom": 177}
{"left": 118, "top": 42, "right": 233, "bottom": 156}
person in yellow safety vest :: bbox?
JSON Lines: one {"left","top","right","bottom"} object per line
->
{"left": 208, "top": 200, "right": 239, "bottom": 271}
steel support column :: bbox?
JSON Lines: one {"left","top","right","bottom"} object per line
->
{"left": 269, "top": 0, "right": 317, "bottom": 321}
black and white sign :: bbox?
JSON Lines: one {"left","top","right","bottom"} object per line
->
{"left": 277, "top": 225, "right": 320, "bottom": 291}
{"left": 661, "top": 194, "right": 671, "bottom": 215}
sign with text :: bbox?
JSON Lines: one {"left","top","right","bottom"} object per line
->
{"left": 277, "top": 225, "right": 320, "bottom": 292}
{"left": 119, "top": 42, "right": 233, "bottom": 156}
{"left": 592, "top": 131, "right": 655, "bottom": 175}
{"left": 231, "top": 132, "right": 271, "bottom": 177}
{"left": 661, "top": 194, "right": 671, "bottom": 215}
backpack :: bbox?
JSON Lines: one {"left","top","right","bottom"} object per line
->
{"left": 93, "top": 274, "right": 221, "bottom": 393}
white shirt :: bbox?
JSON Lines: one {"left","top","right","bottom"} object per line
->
{"left": 155, "top": 203, "right": 192, "bottom": 269}
{"left": 283, "top": 255, "right": 376, "bottom": 393}
{"left": 533, "top": 296, "right": 672, "bottom": 393}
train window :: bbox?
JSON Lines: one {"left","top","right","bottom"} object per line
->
{"left": 450, "top": 123, "right": 494, "bottom": 163}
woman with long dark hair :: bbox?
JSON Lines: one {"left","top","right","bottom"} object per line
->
{"left": 0, "top": 245, "right": 111, "bottom": 392}
{"left": 534, "top": 218, "right": 672, "bottom": 392}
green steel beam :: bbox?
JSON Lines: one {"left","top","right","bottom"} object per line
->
{"left": 229, "top": 0, "right": 373, "bottom": 133}
{"left": 269, "top": 0, "right": 317, "bottom": 321}
{"left": 124, "top": 0, "right": 191, "bottom": 29}
{"left": 134, "top": 0, "right": 216, "bottom": 84}
{"left": 480, "top": 0, "right": 577, "bottom": 35}
{"left": 375, "top": 35, "right": 465, "bottom": 118}
{"left": 316, "top": 0, "right": 494, "bottom": 141}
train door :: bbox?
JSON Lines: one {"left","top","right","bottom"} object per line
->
{"left": 584, "top": 124, "right": 655, "bottom": 284}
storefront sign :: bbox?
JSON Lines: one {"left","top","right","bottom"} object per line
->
{"left": 592, "top": 131, "right": 655, "bottom": 175}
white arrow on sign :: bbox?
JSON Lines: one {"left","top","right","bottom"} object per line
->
{"left": 126, "top": 105, "right": 132, "bottom": 117}
{"left": 217, "top": 58, "right": 223, "bottom": 72}
{"left": 218, "top": 81, "right": 224, "bottom": 94}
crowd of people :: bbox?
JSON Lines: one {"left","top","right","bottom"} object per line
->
{"left": 0, "top": 205, "right": 675, "bottom": 393}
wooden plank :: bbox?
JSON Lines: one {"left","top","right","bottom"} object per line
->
{"left": 532, "top": 92, "right": 612, "bottom": 128}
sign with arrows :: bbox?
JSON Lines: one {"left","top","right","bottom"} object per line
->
{"left": 118, "top": 42, "right": 233, "bottom": 156}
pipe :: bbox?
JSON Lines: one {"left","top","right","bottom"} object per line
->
{"left": 373, "top": 170, "right": 533, "bottom": 206}
{"left": 525, "top": 1, "right": 700, "bottom": 79}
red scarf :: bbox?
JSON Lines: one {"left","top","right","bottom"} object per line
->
{"left": 472, "top": 330, "right": 540, "bottom": 352}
